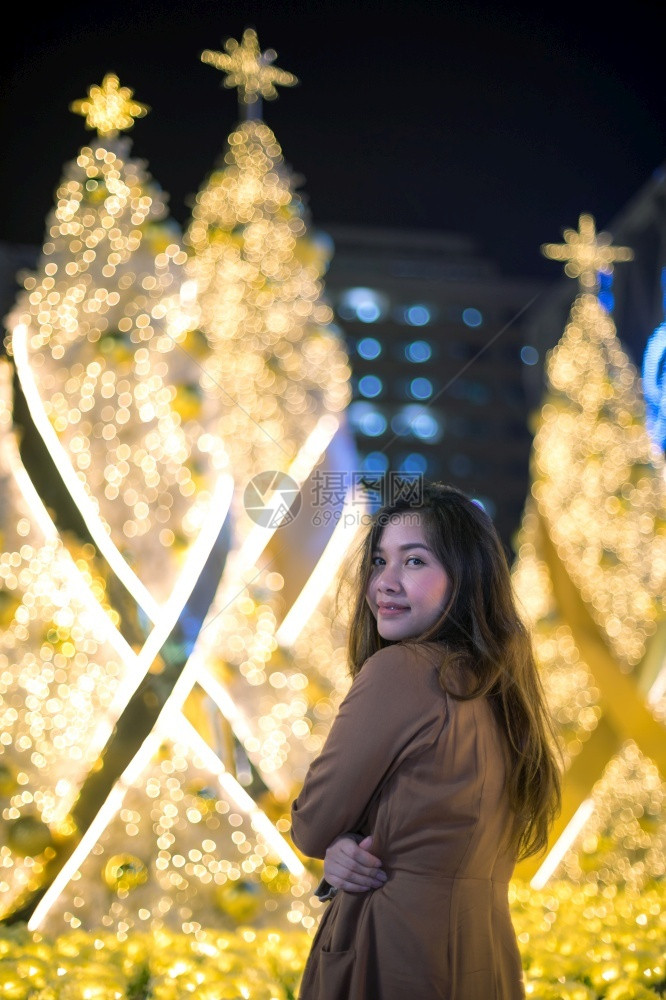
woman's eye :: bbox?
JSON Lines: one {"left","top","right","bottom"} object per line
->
{"left": 407, "top": 557, "right": 424, "bottom": 566}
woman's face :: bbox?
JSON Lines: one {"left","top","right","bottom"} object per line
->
{"left": 365, "top": 512, "right": 451, "bottom": 642}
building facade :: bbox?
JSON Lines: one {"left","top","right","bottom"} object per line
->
{"left": 319, "top": 224, "right": 552, "bottom": 550}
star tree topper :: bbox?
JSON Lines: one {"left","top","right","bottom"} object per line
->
{"left": 201, "top": 27, "right": 298, "bottom": 106}
{"left": 70, "top": 73, "right": 149, "bottom": 137}
{"left": 541, "top": 213, "right": 633, "bottom": 291}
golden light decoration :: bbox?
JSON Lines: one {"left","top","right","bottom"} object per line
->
{"left": 201, "top": 27, "right": 298, "bottom": 105}
{"left": 553, "top": 740, "right": 666, "bottom": 890}
{"left": 0, "top": 878, "right": 665, "bottom": 996}
{"left": 0, "top": 81, "right": 241, "bottom": 934}
{"left": 6, "top": 815, "right": 54, "bottom": 858}
{"left": 1, "top": 56, "right": 358, "bottom": 944}
{"left": 512, "top": 502, "right": 602, "bottom": 771}
{"left": 184, "top": 117, "right": 351, "bottom": 523}
{"left": 541, "top": 213, "right": 634, "bottom": 291}
{"left": 511, "top": 218, "right": 666, "bottom": 888}
{"left": 103, "top": 853, "right": 149, "bottom": 892}
{"left": 533, "top": 294, "right": 666, "bottom": 667}
{"left": 5, "top": 106, "right": 229, "bottom": 610}
{"left": 70, "top": 73, "right": 149, "bottom": 136}
{"left": 32, "top": 728, "right": 318, "bottom": 938}
{"left": 0, "top": 360, "right": 138, "bottom": 920}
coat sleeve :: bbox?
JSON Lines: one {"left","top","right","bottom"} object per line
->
{"left": 290, "top": 643, "right": 445, "bottom": 859}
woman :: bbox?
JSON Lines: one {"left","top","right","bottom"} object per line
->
{"left": 290, "top": 482, "right": 561, "bottom": 1000}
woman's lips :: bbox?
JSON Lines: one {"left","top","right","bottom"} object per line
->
{"left": 377, "top": 604, "right": 410, "bottom": 616}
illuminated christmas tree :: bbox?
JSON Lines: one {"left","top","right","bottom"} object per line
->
{"left": 176, "top": 27, "right": 362, "bottom": 818}
{"left": 0, "top": 67, "right": 330, "bottom": 943}
{"left": 511, "top": 215, "right": 666, "bottom": 889}
{"left": 0, "top": 32, "right": 364, "bottom": 954}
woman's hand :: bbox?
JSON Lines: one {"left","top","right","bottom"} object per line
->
{"left": 323, "top": 835, "right": 387, "bottom": 893}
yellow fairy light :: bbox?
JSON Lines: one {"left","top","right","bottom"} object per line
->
{"left": 70, "top": 73, "right": 149, "bottom": 136}
{"left": 532, "top": 271, "right": 666, "bottom": 668}
{"left": 512, "top": 217, "right": 666, "bottom": 891}
{"left": 552, "top": 742, "right": 666, "bottom": 890}
{"left": 0, "top": 365, "right": 138, "bottom": 919}
{"left": 2, "top": 55, "right": 355, "bottom": 941}
{"left": 6, "top": 92, "right": 230, "bottom": 613}
{"left": 185, "top": 118, "right": 351, "bottom": 523}
{"left": 30, "top": 718, "right": 316, "bottom": 937}
{"left": 201, "top": 28, "right": 298, "bottom": 105}
{"left": 512, "top": 501, "right": 602, "bottom": 771}
{"left": 541, "top": 213, "right": 633, "bottom": 291}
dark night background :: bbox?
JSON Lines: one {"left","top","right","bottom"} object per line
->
{"left": 1, "top": 0, "right": 665, "bottom": 279}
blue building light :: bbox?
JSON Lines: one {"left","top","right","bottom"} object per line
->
{"left": 338, "top": 287, "right": 388, "bottom": 323}
{"left": 399, "top": 452, "right": 428, "bottom": 473}
{"left": 362, "top": 451, "right": 389, "bottom": 472}
{"left": 598, "top": 271, "right": 614, "bottom": 314}
{"left": 357, "top": 336, "right": 382, "bottom": 360}
{"left": 642, "top": 321, "right": 666, "bottom": 450}
{"left": 405, "top": 304, "right": 431, "bottom": 326}
{"left": 520, "top": 345, "right": 539, "bottom": 366}
{"left": 462, "top": 308, "right": 483, "bottom": 328}
{"left": 405, "top": 340, "right": 432, "bottom": 363}
{"left": 358, "top": 374, "right": 383, "bottom": 398}
{"left": 358, "top": 411, "right": 387, "bottom": 436}
{"left": 409, "top": 377, "right": 433, "bottom": 400}
{"left": 391, "top": 405, "right": 442, "bottom": 442}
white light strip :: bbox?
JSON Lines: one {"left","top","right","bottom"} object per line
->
{"left": 195, "top": 661, "right": 256, "bottom": 747}
{"left": 164, "top": 713, "right": 305, "bottom": 876}
{"left": 647, "top": 658, "right": 666, "bottom": 706}
{"left": 28, "top": 725, "right": 164, "bottom": 930}
{"left": 61, "top": 468, "right": 230, "bottom": 812}
{"left": 199, "top": 414, "right": 342, "bottom": 633}
{"left": 276, "top": 490, "right": 362, "bottom": 647}
{"left": 530, "top": 797, "right": 595, "bottom": 889}
{"left": 287, "top": 414, "right": 340, "bottom": 484}
{"left": 29, "top": 699, "right": 305, "bottom": 930}
{"left": 9, "top": 408, "right": 235, "bottom": 827}
{"left": 195, "top": 664, "right": 292, "bottom": 801}
{"left": 4, "top": 437, "right": 134, "bottom": 664}
{"left": 99, "top": 473, "right": 234, "bottom": 730}
{"left": 12, "top": 322, "right": 161, "bottom": 622}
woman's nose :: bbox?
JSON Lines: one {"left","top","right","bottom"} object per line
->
{"left": 377, "top": 566, "right": 401, "bottom": 591}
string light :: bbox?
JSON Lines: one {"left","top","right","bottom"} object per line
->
{"left": 511, "top": 216, "right": 666, "bottom": 891}
{"left": 1, "top": 55, "right": 355, "bottom": 940}
{"left": 184, "top": 116, "right": 351, "bottom": 532}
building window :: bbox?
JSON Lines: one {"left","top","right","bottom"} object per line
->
{"left": 402, "top": 304, "right": 432, "bottom": 326}
{"left": 348, "top": 402, "right": 387, "bottom": 437}
{"left": 357, "top": 336, "right": 382, "bottom": 360}
{"left": 337, "top": 287, "right": 389, "bottom": 323}
{"left": 357, "top": 374, "right": 383, "bottom": 398}
{"left": 398, "top": 452, "right": 428, "bottom": 474}
{"left": 408, "top": 377, "right": 433, "bottom": 400}
{"left": 520, "top": 345, "right": 539, "bottom": 365}
{"left": 362, "top": 451, "right": 390, "bottom": 473}
{"left": 391, "top": 405, "right": 443, "bottom": 442}
{"left": 404, "top": 340, "right": 432, "bottom": 363}
{"left": 462, "top": 307, "right": 483, "bottom": 328}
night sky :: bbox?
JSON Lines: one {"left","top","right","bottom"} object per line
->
{"left": 1, "top": 0, "right": 664, "bottom": 280}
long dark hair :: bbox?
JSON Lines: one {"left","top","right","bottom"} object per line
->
{"left": 344, "top": 481, "right": 561, "bottom": 861}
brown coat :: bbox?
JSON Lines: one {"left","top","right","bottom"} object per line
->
{"left": 291, "top": 642, "right": 526, "bottom": 1000}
